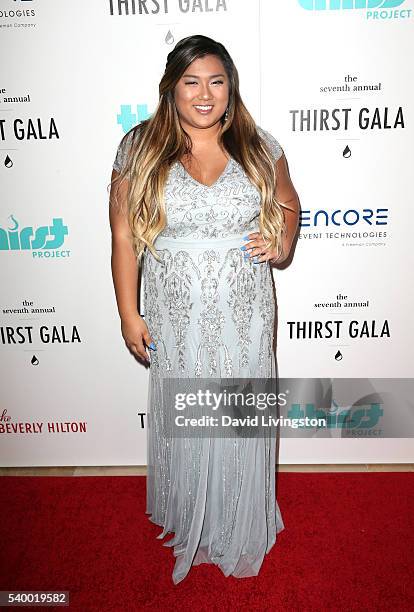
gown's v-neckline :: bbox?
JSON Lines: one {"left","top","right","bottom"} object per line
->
{"left": 176, "top": 156, "right": 233, "bottom": 189}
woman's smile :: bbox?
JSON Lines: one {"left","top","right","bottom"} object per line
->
{"left": 193, "top": 104, "right": 214, "bottom": 114}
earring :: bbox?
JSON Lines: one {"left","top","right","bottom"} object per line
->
{"left": 224, "top": 107, "right": 229, "bottom": 122}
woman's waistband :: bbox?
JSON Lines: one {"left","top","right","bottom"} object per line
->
{"left": 154, "top": 232, "right": 257, "bottom": 250}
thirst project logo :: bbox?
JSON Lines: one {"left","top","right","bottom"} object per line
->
{"left": 298, "top": 0, "right": 404, "bottom": 10}
{"left": 298, "top": 0, "right": 411, "bottom": 20}
{"left": 0, "top": 215, "right": 69, "bottom": 258}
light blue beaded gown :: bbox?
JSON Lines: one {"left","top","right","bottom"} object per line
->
{"left": 113, "top": 123, "right": 285, "bottom": 584}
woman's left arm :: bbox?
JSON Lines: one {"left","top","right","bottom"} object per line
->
{"left": 271, "top": 152, "right": 300, "bottom": 264}
{"left": 244, "top": 153, "right": 300, "bottom": 264}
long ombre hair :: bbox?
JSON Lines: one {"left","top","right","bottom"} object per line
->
{"left": 109, "top": 34, "right": 286, "bottom": 265}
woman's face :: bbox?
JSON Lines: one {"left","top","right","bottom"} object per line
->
{"left": 173, "top": 54, "right": 229, "bottom": 131}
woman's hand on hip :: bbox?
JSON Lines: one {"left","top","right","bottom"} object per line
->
{"left": 240, "top": 232, "right": 285, "bottom": 264}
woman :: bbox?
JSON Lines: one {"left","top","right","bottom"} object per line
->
{"left": 109, "top": 34, "right": 300, "bottom": 584}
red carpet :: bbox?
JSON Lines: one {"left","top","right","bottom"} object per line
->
{"left": 0, "top": 473, "right": 412, "bottom": 611}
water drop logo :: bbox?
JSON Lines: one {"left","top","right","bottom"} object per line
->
{"left": 0, "top": 215, "right": 68, "bottom": 252}
{"left": 298, "top": 0, "right": 405, "bottom": 10}
{"left": 4, "top": 155, "right": 13, "bottom": 168}
{"left": 165, "top": 30, "right": 174, "bottom": 44}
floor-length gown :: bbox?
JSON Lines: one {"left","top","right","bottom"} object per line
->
{"left": 113, "top": 123, "right": 285, "bottom": 584}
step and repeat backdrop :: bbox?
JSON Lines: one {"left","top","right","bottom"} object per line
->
{"left": 1, "top": 0, "right": 413, "bottom": 466}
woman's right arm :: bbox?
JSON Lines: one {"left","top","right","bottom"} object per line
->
{"left": 108, "top": 169, "right": 155, "bottom": 364}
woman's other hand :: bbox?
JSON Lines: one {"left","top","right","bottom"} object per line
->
{"left": 121, "top": 313, "right": 156, "bottom": 364}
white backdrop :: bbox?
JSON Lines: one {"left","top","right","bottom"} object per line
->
{"left": 1, "top": 0, "right": 413, "bottom": 466}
